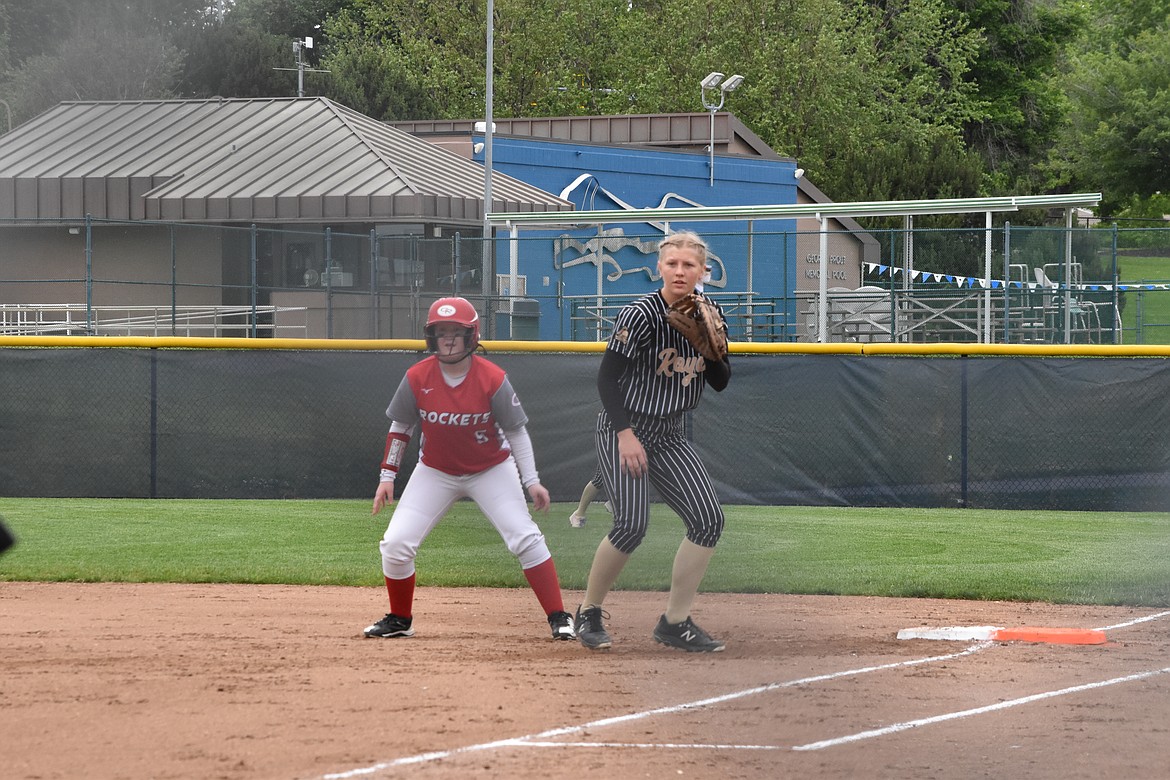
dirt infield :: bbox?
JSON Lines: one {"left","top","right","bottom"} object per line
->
{"left": 3, "top": 582, "right": 1168, "bottom": 780}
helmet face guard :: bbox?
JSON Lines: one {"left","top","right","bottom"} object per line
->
{"left": 424, "top": 297, "right": 480, "bottom": 362}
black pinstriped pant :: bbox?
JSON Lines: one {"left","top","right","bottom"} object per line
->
{"left": 595, "top": 412, "right": 725, "bottom": 554}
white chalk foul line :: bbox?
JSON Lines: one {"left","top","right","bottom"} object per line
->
{"left": 1095, "top": 609, "right": 1170, "bottom": 632}
{"left": 792, "top": 665, "right": 1170, "bottom": 752}
{"left": 519, "top": 741, "right": 785, "bottom": 751}
{"left": 319, "top": 642, "right": 990, "bottom": 779}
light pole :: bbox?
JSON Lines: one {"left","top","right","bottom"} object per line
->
{"left": 483, "top": 0, "right": 495, "bottom": 324}
{"left": 700, "top": 72, "right": 744, "bottom": 186}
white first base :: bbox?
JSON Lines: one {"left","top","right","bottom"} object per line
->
{"left": 896, "top": 625, "right": 1001, "bottom": 641}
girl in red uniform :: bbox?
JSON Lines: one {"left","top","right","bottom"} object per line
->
{"left": 365, "top": 297, "right": 575, "bottom": 641}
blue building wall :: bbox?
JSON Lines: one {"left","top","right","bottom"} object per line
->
{"left": 475, "top": 137, "right": 802, "bottom": 340}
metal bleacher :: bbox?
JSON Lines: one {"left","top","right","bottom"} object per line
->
{"left": 800, "top": 262, "right": 1118, "bottom": 344}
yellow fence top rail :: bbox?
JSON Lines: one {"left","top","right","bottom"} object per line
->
{"left": 4, "top": 335, "right": 1170, "bottom": 358}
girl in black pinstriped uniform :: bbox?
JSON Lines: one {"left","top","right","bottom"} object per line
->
{"left": 574, "top": 230, "right": 731, "bottom": 653}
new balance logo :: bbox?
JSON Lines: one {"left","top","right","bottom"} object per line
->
{"left": 653, "top": 615, "right": 725, "bottom": 652}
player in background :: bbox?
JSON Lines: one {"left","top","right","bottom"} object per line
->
{"left": 575, "top": 230, "right": 731, "bottom": 653}
{"left": 366, "top": 297, "right": 575, "bottom": 641}
{"left": 568, "top": 466, "right": 612, "bottom": 528}
{"left": 0, "top": 516, "right": 14, "bottom": 556}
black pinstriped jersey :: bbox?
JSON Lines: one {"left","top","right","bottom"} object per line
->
{"left": 605, "top": 290, "right": 724, "bottom": 433}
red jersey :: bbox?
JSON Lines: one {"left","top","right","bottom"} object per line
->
{"left": 386, "top": 355, "right": 529, "bottom": 476}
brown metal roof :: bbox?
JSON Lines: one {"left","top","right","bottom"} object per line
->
{"left": 392, "top": 112, "right": 782, "bottom": 159}
{"left": 0, "top": 97, "right": 571, "bottom": 223}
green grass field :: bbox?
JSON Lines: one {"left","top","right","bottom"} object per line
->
{"left": 1, "top": 498, "right": 1167, "bottom": 607}
{"left": 1117, "top": 255, "right": 1170, "bottom": 344}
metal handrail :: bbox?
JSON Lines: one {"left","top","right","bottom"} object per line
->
{"left": 0, "top": 304, "right": 309, "bottom": 338}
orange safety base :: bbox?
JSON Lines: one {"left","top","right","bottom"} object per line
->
{"left": 992, "top": 626, "right": 1107, "bottom": 645}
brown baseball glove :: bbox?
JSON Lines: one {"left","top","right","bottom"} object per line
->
{"left": 665, "top": 293, "right": 728, "bottom": 363}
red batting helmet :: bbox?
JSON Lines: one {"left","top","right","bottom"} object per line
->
{"left": 424, "top": 297, "right": 480, "bottom": 357}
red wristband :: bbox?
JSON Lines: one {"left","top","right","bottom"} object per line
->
{"left": 380, "top": 431, "right": 411, "bottom": 472}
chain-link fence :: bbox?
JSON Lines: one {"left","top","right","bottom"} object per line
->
{"left": 3, "top": 343, "right": 1169, "bottom": 511}
{"left": 4, "top": 217, "right": 1170, "bottom": 344}
{"left": 860, "top": 222, "right": 1170, "bottom": 345}
{"left": 0, "top": 219, "right": 492, "bottom": 341}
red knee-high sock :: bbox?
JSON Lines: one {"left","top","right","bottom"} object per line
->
{"left": 384, "top": 574, "right": 415, "bottom": 618}
{"left": 522, "top": 558, "right": 565, "bottom": 615}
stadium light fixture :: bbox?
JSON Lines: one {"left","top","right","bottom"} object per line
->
{"left": 721, "top": 74, "right": 744, "bottom": 93}
{"left": 701, "top": 72, "right": 745, "bottom": 186}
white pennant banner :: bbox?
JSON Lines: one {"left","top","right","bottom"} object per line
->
{"left": 864, "top": 263, "right": 1169, "bottom": 293}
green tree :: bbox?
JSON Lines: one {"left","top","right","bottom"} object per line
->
{"left": 1058, "top": 28, "right": 1170, "bottom": 205}
{"left": 953, "top": 0, "right": 1086, "bottom": 194}
{"left": 0, "top": 0, "right": 75, "bottom": 72}
{"left": 320, "top": 0, "right": 486, "bottom": 119}
{"left": 1049, "top": 0, "right": 1170, "bottom": 214}
{"left": 323, "top": 35, "right": 440, "bottom": 118}
{"left": 1088, "top": 0, "right": 1170, "bottom": 50}
{"left": 174, "top": 0, "right": 355, "bottom": 100}
{"left": 0, "top": 0, "right": 204, "bottom": 125}
{"left": 491, "top": 2, "right": 646, "bottom": 117}
{"left": 679, "top": 0, "right": 985, "bottom": 202}
{"left": 228, "top": 0, "right": 350, "bottom": 37}
{"left": 173, "top": 22, "right": 295, "bottom": 99}
{"left": 3, "top": 24, "right": 182, "bottom": 124}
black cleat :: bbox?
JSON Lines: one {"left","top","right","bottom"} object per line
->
{"left": 575, "top": 605, "right": 612, "bottom": 650}
{"left": 652, "top": 614, "right": 725, "bottom": 653}
{"left": 549, "top": 610, "right": 576, "bottom": 640}
{"left": 364, "top": 613, "right": 414, "bottom": 638}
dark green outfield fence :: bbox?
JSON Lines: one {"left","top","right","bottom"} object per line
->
{"left": 2, "top": 339, "right": 1170, "bottom": 511}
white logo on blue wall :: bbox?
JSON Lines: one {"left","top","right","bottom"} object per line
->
{"left": 554, "top": 226, "right": 725, "bottom": 288}
{"left": 552, "top": 179, "right": 727, "bottom": 288}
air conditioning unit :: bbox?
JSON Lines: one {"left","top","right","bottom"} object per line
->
{"left": 323, "top": 269, "right": 354, "bottom": 287}
{"left": 496, "top": 274, "right": 526, "bottom": 297}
